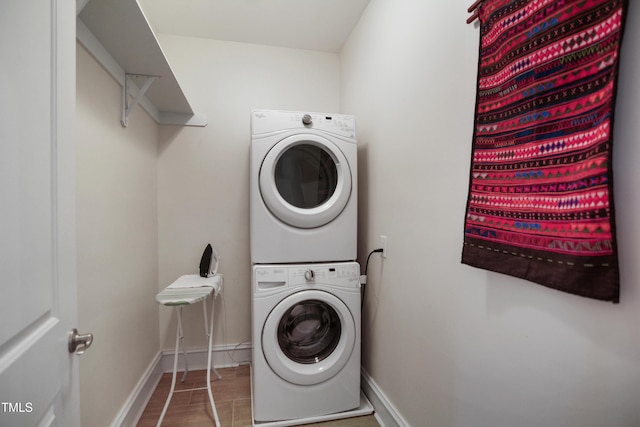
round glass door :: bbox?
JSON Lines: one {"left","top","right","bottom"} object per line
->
{"left": 262, "top": 290, "right": 355, "bottom": 385}
{"left": 274, "top": 145, "right": 338, "bottom": 210}
{"left": 259, "top": 134, "right": 352, "bottom": 229}
{"left": 277, "top": 299, "right": 341, "bottom": 364}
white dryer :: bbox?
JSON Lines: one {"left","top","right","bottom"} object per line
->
{"left": 250, "top": 110, "right": 357, "bottom": 264}
{"left": 251, "top": 262, "right": 361, "bottom": 423}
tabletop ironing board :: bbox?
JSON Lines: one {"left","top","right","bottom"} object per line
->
{"left": 155, "top": 273, "right": 223, "bottom": 427}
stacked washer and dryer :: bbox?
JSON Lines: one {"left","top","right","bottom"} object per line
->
{"left": 250, "top": 110, "right": 367, "bottom": 425}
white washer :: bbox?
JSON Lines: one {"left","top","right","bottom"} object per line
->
{"left": 250, "top": 110, "right": 357, "bottom": 264}
{"left": 251, "top": 262, "right": 361, "bottom": 423}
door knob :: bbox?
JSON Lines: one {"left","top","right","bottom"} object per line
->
{"left": 68, "top": 328, "right": 93, "bottom": 355}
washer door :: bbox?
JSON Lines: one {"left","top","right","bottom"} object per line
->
{"left": 259, "top": 134, "right": 352, "bottom": 229}
{"left": 262, "top": 290, "right": 356, "bottom": 385}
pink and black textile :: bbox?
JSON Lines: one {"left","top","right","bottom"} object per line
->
{"left": 462, "top": 0, "right": 628, "bottom": 302}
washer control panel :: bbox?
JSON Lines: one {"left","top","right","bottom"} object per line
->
{"left": 254, "top": 262, "right": 360, "bottom": 292}
{"left": 289, "top": 263, "right": 360, "bottom": 287}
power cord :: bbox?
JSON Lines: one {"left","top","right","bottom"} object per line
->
{"left": 220, "top": 284, "right": 252, "bottom": 366}
{"left": 361, "top": 248, "right": 383, "bottom": 308}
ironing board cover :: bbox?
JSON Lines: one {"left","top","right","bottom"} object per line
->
{"left": 462, "top": 0, "right": 628, "bottom": 302}
{"left": 156, "top": 274, "right": 222, "bottom": 306}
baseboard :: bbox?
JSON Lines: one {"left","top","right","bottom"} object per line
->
{"left": 159, "top": 342, "right": 252, "bottom": 372}
{"left": 360, "top": 368, "right": 409, "bottom": 427}
{"left": 110, "top": 351, "right": 163, "bottom": 427}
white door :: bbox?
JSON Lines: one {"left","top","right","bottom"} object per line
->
{"left": 259, "top": 134, "right": 353, "bottom": 229}
{"left": 0, "top": 0, "right": 80, "bottom": 426}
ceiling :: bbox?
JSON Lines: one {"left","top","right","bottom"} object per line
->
{"left": 137, "top": 0, "right": 371, "bottom": 53}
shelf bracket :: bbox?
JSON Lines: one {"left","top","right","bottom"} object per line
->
{"left": 121, "top": 73, "right": 159, "bottom": 127}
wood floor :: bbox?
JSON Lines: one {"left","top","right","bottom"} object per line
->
{"left": 137, "top": 365, "right": 380, "bottom": 427}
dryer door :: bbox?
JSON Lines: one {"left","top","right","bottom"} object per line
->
{"left": 262, "top": 290, "right": 356, "bottom": 386}
{"left": 259, "top": 134, "right": 352, "bottom": 229}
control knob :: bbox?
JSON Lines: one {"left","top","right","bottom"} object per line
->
{"left": 304, "top": 269, "right": 315, "bottom": 281}
{"left": 302, "top": 114, "right": 313, "bottom": 126}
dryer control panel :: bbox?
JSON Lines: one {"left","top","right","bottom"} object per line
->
{"left": 251, "top": 109, "right": 356, "bottom": 140}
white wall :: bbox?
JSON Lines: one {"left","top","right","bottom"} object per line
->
{"left": 76, "top": 44, "right": 160, "bottom": 427}
{"left": 74, "top": 2, "right": 640, "bottom": 425}
{"left": 155, "top": 35, "right": 340, "bottom": 351}
{"left": 341, "top": 1, "right": 640, "bottom": 426}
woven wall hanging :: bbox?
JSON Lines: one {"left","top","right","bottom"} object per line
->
{"left": 462, "top": 0, "right": 629, "bottom": 302}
